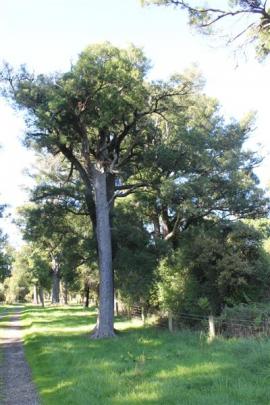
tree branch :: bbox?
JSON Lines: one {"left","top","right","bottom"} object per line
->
{"left": 108, "top": 182, "right": 151, "bottom": 206}
{"left": 164, "top": 211, "right": 182, "bottom": 240}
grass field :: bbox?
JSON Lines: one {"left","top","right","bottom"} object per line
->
{"left": 18, "top": 305, "right": 270, "bottom": 404}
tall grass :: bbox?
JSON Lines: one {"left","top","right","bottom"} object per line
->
{"left": 20, "top": 305, "right": 270, "bottom": 405}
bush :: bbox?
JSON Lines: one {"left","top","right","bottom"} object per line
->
{"left": 218, "top": 303, "right": 270, "bottom": 338}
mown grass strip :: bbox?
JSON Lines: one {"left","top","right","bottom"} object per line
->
{"left": 21, "top": 305, "right": 270, "bottom": 405}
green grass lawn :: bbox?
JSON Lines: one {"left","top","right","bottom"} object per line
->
{"left": 20, "top": 305, "right": 270, "bottom": 405}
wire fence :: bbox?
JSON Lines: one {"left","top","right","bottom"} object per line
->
{"left": 127, "top": 305, "right": 270, "bottom": 339}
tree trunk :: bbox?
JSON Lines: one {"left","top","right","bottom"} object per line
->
{"left": 39, "top": 287, "right": 44, "bottom": 307}
{"left": 91, "top": 168, "right": 115, "bottom": 338}
{"left": 152, "top": 213, "right": 161, "bottom": 238}
{"left": 161, "top": 208, "right": 170, "bottom": 238}
{"left": 168, "top": 310, "right": 173, "bottom": 332}
{"left": 141, "top": 306, "right": 146, "bottom": 324}
{"left": 51, "top": 261, "right": 60, "bottom": 304}
{"left": 33, "top": 285, "right": 39, "bottom": 305}
{"left": 62, "top": 281, "right": 68, "bottom": 305}
{"left": 84, "top": 283, "right": 90, "bottom": 308}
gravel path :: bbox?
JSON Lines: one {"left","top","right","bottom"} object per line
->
{"left": 0, "top": 308, "right": 40, "bottom": 405}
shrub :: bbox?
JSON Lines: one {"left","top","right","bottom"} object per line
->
{"left": 218, "top": 303, "right": 270, "bottom": 338}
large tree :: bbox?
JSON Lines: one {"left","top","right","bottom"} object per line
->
{"left": 2, "top": 44, "right": 268, "bottom": 337}
{"left": 1, "top": 44, "right": 196, "bottom": 337}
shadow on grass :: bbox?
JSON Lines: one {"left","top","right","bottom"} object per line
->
{"left": 20, "top": 306, "right": 270, "bottom": 405}
{"left": 21, "top": 304, "right": 95, "bottom": 313}
{"left": 27, "top": 331, "right": 233, "bottom": 404}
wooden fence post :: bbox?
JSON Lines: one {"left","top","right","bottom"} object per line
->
{"left": 114, "top": 293, "right": 119, "bottom": 316}
{"left": 168, "top": 310, "right": 173, "bottom": 332}
{"left": 141, "top": 306, "right": 145, "bottom": 324}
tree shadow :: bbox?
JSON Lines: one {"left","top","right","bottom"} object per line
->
{"left": 18, "top": 306, "right": 270, "bottom": 404}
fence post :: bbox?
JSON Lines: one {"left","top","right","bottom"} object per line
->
{"left": 208, "top": 315, "right": 215, "bottom": 341}
{"left": 114, "top": 292, "right": 119, "bottom": 316}
{"left": 141, "top": 306, "right": 145, "bottom": 324}
{"left": 168, "top": 310, "right": 173, "bottom": 332}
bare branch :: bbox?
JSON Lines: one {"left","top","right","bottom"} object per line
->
{"left": 115, "top": 182, "right": 149, "bottom": 191}
{"left": 65, "top": 162, "right": 74, "bottom": 184}
{"left": 108, "top": 182, "right": 151, "bottom": 206}
{"left": 164, "top": 211, "right": 182, "bottom": 240}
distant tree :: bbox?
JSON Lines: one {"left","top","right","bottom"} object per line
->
{"left": 19, "top": 203, "right": 65, "bottom": 303}
{"left": 0, "top": 206, "right": 13, "bottom": 283}
{"left": 4, "top": 246, "right": 32, "bottom": 303}
{"left": 26, "top": 245, "right": 51, "bottom": 306}
{"left": 25, "top": 153, "right": 96, "bottom": 304}
{"left": 18, "top": 201, "right": 92, "bottom": 304}
{"left": 77, "top": 262, "right": 99, "bottom": 308}
{"left": 142, "top": 0, "right": 270, "bottom": 58}
{"left": 4, "top": 244, "right": 50, "bottom": 306}
{"left": 0, "top": 234, "right": 12, "bottom": 283}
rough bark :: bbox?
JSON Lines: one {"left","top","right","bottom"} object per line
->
{"left": 91, "top": 168, "right": 115, "bottom": 338}
{"left": 62, "top": 281, "right": 68, "bottom": 305}
{"left": 84, "top": 283, "right": 90, "bottom": 308}
{"left": 161, "top": 208, "right": 170, "bottom": 238}
{"left": 39, "top": 287, "right": 44, "bottom": 307}
{"left": 33, "top": 285, "right": 39, "bottom": 305}
{"left": 107, "top": 172, "right": 117, "bottom": 261}
{"left": 152, "top": 213, "right": 161, "bottom": 238}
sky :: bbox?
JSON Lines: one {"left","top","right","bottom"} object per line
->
{"left": 0, "top": 0, "right": 269, "bottom": 247}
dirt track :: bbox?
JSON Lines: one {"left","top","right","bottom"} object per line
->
{"left": 0, "top": 308, "right": 39, "bottom": 405}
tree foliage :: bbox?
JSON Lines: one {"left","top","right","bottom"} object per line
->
{"left": 113, "top": 199, "right": 158, "bottom": 307}
{"left": 4, "top": 246, "right": 32, "bottom": 303}
{"left": 157, "top": 220, "right": 270, "bottom": 316}
{"left": 133, "top": 100, "right": 268, "bottom": 247}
